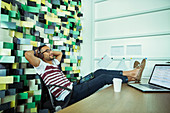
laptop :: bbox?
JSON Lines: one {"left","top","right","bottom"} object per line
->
{"left": 128, "top": 64, "right": 170, "bottom": 92}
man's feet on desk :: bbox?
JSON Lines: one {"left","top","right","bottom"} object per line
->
{"left": 135, "top": 59, "right": 146, "bottom": 83}
{"left": 128, "top": 59, "right": 146, "bottom": 83}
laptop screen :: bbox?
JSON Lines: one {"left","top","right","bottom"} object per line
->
{"left": 149, "top": 64, "right": 170, "bottom": 89}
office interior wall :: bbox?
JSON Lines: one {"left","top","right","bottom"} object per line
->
{"left": 0, "top": 29, "right": 13, "bottom": 42}
{"left": 0, "top": 0, "right": 93, "bottom": 77}
{"left": 79, "top": 0, "right": 93, "bottom": 76}
{"left": 0, "top": 0, "right": 83, "bottom": 112}
{"left": 94, "top": 0, "right": 170, "bottom": 77}
{"left": 0, "top": 0, "right": 92, "bottom": 77}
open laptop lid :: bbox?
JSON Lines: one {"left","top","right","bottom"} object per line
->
{"left": 148, "top": 64, "right": 170, "bottom": 90}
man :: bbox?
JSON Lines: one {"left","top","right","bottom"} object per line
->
{"left": 25, "top": 45, "right": 146, "bottom": 106}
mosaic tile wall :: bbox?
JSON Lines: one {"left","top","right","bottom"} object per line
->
{"left": 0, "top": 0, "right": 83, "bottom": 112}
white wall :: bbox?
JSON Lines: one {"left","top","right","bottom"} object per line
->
{"left": 79, "top": 0, "right": 93, "bottom": 76}
{"left": 93, "top": 0, "right": 170, "bottom": 78}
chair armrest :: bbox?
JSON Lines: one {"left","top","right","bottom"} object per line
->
{"left": 46, "top": 84, "right": 73, "bottom": 110}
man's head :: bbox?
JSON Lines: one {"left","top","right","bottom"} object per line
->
{"left": 37, "top": 45, "right": 54, "bottom": 61}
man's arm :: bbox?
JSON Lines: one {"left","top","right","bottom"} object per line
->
{"left": 52, "top": 51, "right": 62, "bottom": 62}
{"left": 25, "top": 50, "right": 40, "bottom": 67}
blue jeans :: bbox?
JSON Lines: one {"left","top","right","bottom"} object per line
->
{"left": 66, "top": 69, "right": 128, "bottom": 105}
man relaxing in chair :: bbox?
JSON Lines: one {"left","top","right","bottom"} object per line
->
{"left": 25, "top": 45, "right": 146, "bottom": 106}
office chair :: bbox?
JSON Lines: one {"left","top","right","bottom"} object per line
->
{"left": 37, "top": 75, "right": 72, "bottom": 113}
{"left": 38, "top": 72, "right": 94, "bottom": 113}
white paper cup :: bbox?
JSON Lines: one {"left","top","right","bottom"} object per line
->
{"left": 113, "top": 78, "right": 122, "bottom": 92}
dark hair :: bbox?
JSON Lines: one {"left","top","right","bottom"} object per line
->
{"left": 38, "top": 45, "right": 47, "bottom": 52}
{"left": 37, "top": 45, "right": 47, "bottom": 59}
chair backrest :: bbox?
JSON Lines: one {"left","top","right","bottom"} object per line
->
{"left": 37, "top": 74, "right": 72, "bottom": 112}
{"left": 38, "top": 74, "right": 56, "bottom": 111}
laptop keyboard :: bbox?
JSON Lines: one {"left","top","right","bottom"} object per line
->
{"left": 140, "top": 84, "right": 161, "bottom": 89}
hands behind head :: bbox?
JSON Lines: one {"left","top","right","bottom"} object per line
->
{"left": 34, "top": 49, "right": 38, "bottom": 57}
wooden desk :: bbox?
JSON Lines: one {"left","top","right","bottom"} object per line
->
{"left": 58, "top": 84, "right": 170, "bottom": 113}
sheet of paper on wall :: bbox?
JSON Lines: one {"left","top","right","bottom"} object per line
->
{"left": 126, "top": 45, "right": 142, "bottom": 55}
{"left": 111, "top": 46, "right": 124, "bottom": 56}
{"left": 98, "top": 55, "right": 113, "bottom": 68}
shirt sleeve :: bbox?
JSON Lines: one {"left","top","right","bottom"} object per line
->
{"left": 53, "top": 59, "right": 60, "bottom": 66}
{"left": 34, "top": 59, "right": 47, "bottom": 75}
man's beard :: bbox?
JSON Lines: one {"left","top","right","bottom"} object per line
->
{"left": 49, "top": 55, "right": 54, "bottom": 60}
{"left": 50, "top": 57, "right": 54, "bottom": 60}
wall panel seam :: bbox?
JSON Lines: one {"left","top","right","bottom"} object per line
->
{"left": 95, "top": 31, "right": 170, "bottom": 41}
{"left": 95, "top": 0, "right": 107, "bottom": 4}
{"left": 95, "top": 6, "right": 170, "bottom": 22}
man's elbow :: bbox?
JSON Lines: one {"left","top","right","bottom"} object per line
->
{"left": 25, "top": 51, "right": 32, "bottom": 60}
{"left": 60, "top": 51, "right": 63, "bottom": 56}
